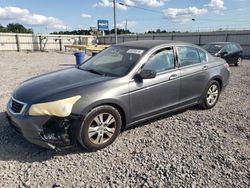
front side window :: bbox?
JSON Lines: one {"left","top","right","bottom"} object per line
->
{"left": 221, "top": 44, "right": 231, "bottom": 53}
{"left": 176, "top": 46, "right": 201, "bottom": 67}
{"left": 79, "top": 46, "right": 146, "bottom": 77}
{"left": 143, "top": 47, "right": 175, "bottom": 73}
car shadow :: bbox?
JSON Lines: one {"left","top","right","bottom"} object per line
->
{"left": 0, "top": 105, "right": 202, "bottom": 163}
{"left": 124, "top": 105, "right": 202, "bottom": 132}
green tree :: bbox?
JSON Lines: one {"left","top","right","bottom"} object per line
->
{"left": 6, "top": 23, "right": 33, "bottom": 33}
{"left": 0, "top": 25, "right": 6, "bottom": 32}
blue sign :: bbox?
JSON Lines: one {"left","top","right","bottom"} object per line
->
{"left": 97, "top": 20, "right": 109, "bottom": 31}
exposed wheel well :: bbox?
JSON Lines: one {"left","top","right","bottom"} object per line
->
{"left": 213, "top": 77, "right": 223, "bottom": 90}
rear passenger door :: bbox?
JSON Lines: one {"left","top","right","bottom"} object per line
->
{"left": 176, "top": 46, "right": 209, "bottom": 105}
{"left": 221, "top": 44, "right": 233, "bottom": 64}
{"left": 229, "top": 43, "right": 240, "bottom": 63}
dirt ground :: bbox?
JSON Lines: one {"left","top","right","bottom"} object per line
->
{"left": 0, "top": 52, "right": 249, "bottom": 187}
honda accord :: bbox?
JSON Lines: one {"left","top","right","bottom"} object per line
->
{"left": 6, "top": 40, "right": 230, "bottom": 151}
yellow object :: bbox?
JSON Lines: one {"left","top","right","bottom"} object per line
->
{"left": 28, "top": 96, "right": 81, "bottom": 117}
{"left": 64, "top": 44, "right": 110, "bottom": 52}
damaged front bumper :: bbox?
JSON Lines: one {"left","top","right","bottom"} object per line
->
{"left": 6, "top": 108, "right": 81, "bottom": 150}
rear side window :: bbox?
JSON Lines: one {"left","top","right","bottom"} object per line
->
{"left": 176, "top": 46, "right": 201, "bottom": 67}
{"left": 230, "top": 43, "right": 240, "bottom": 52}
{"left": 143, "top": 47, "right": 175, "bottom": 73}
{"left": 235, "top": 43, "right": 241, "bottom": 50}
{"left": 198, "top": 49, "right": 207, "bottom": 63}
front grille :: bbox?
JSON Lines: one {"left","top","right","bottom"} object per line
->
{"left": 9, "top": 98, "right": 27, "bottom": 114}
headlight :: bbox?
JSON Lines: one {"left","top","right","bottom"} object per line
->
{"left": 28, "top": 96, "right": 81, "bottom": 117}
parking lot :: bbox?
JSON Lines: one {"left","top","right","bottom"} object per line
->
{"left": 0, "top": 52, "right": 249, "bottom": 187}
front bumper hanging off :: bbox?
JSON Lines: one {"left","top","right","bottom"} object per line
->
{"left": 6, "top": 108, "right": 81, "bottom": 150}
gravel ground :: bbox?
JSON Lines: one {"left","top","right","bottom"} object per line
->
{"left": 0, "top": 52, "right": 249, "bottom": 188}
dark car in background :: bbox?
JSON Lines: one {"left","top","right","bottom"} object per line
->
{"left": 6, "top": 40, "right": 230, "bottom": 151}
{"left": 203, "top": 42, "right": 243, "bottom": 66}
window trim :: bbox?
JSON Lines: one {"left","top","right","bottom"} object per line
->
{"left": 141, "top": 46, "right": 177, "bottom": 74}
{"left": 130, "top": 44, "right": 178, "bottom": 80}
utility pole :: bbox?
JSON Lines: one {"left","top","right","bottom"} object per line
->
{"left": 113, "top": 0, "right": 118, "bottom": 44}
{"left": 125, "top": 19, "right": 128, "bottom": 31}
{"left": 125, "top": 18, "right": 128, "bottom": 31}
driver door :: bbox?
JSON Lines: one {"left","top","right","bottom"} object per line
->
{"left": 129, "top": 46, "right": 180, "bottom": 122}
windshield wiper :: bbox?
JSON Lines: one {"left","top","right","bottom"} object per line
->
{"left": 80, "top": 68, "right": 105, "bottom": 76}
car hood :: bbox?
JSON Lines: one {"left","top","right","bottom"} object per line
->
{"left": 13, "top": 68, "right": 113, "bottom": 103}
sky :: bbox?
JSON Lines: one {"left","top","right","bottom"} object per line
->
{"left": 0, "top": 0, "right": 249, "bottom": 33}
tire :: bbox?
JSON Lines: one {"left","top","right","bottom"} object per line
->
{"left": 235, "top": 57, "right": 242, "bottom": 66}
{"left": 200, "top": 80, "right": 221, "bottom": 109}
{"left": 77, "top": 105, "right": 122, "bottom": 151}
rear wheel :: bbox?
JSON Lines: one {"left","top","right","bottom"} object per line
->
{"left": 200, "top": 80, "right": 220, "bottom": 109}
{"left": 235, "top": 57, "right": 242, "bottom": 66}
{"left": 77, "top": 105, "right": 122, "bottom": 151}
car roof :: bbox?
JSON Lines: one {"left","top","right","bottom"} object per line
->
{"left": 207, "top": 42, "right": 237, "bottom": 45}
{"left": 116, "top": 40, "right": 191, "bottom": 49}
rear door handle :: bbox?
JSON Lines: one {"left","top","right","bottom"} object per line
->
{"left": 203, "top": 66, "right": 208, "bottom": 70}
{"left": 169, "top": 74, "right": 178, "bottom": 80}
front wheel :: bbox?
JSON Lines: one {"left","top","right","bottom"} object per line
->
{"left": 200, "top": 80, "right": 221, "bottom": 109}
{"left": 235, "top": 57, "right": 242, "bottom": 66}
{"left": 77, "top": 105, "right": 122, "bottom": 151}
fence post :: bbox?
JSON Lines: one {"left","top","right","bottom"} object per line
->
{"left": 78, "top": 36, "right": 81, "bottom": 44}
{"left": 39, "top": 35, "right": 42, "bottom": 51}
{"left": 198, "top": 33, "right": 201, "bottom": 46}
{"left": 15, "top": 34, "right": 20, "bottom": 52}
{"left": 59, "top": 36, "right": 62, "bottom": 51}
{"left": 225, "top": 32, "right": 228, "bottom": 42}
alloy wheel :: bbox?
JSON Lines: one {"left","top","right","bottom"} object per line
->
{"left": 206, "top": 84, "right": 219, "bottom": 106}
{"left": 88, "top": 113, "right": 116, "bottom": 144}
{"left": 236, "top": 57, "right": 242, "bottom": 66}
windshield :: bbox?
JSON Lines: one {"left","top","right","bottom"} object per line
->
{"left": 79, "top": 46, "right": 146, "bottom": 77}
{"left": 203, "top": 44, "right": 225, "bottom": 53}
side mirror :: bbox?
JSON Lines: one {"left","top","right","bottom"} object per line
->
{"left": 220, "top": 51, "right": 228, "bottom": 57}
{"left": 134, "top": 69, "right": 156, "bottom": 81}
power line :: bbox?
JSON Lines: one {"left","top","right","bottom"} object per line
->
{"left": 118, "top": 2, "right": 163, "bottom": 14}
{"left": 121, "top": 16, "right": 250, "bottom": 23}
{"left": 118, "top": 2, "right": 250, "bottom": 15}
{"left": 117, "top": 2, "right": 250, "bottom": 32}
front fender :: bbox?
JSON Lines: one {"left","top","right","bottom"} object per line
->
{"left": 72, "top": 98, "right": 130, "bottom": 124}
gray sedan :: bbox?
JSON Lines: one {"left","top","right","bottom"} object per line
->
{"left": 6, "top": 40, "right": 230, "bottom": 151}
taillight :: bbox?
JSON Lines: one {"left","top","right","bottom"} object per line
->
{"left": 224, "top": 63, "right": 230, "bottom": 71}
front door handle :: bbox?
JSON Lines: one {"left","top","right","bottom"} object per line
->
{"left": 203, "top": 66, "right": 208, "bottom": 70}
{"left": 169, "top": 74, "right": 178, "bottom": 80}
